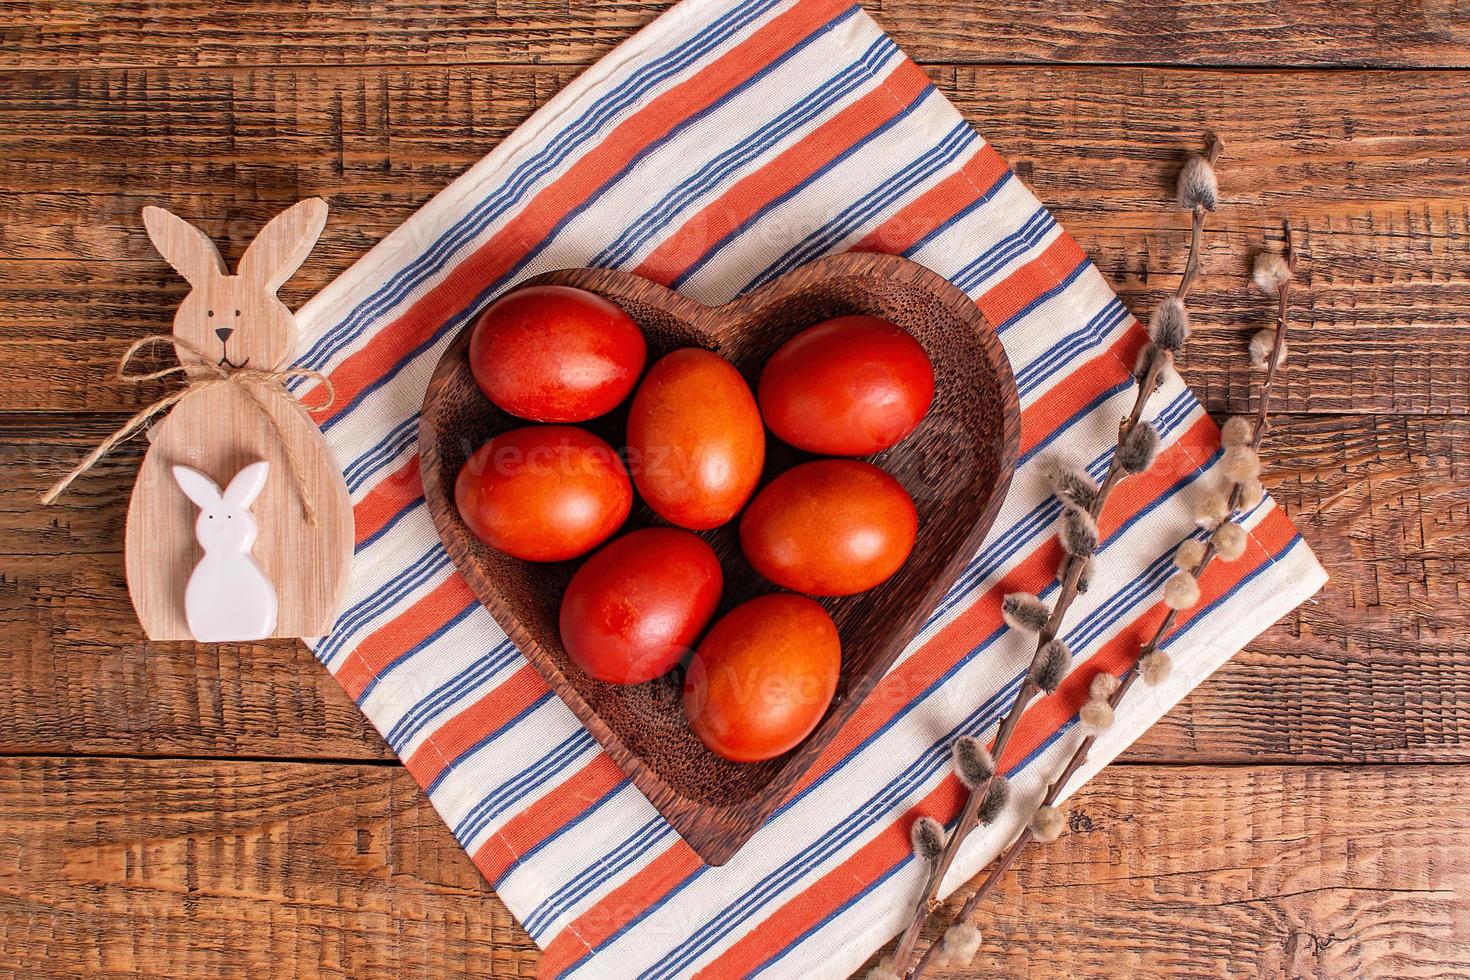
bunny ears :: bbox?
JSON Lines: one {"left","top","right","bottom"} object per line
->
{"left": 173, "top": 462, "right": 270, "bottom": 511}
{"left": 143, "top": 199, "right": 328, "bottom": 293}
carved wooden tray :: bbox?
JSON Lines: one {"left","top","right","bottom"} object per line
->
{"left": 419, "top": 252, "right": 1019, "bottom": 865}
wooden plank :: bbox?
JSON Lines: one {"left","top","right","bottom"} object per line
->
{"left": 1129, "top": 412, "right": 1470, "bottom": 764}
{"left": 6, "top": 413, "right": 1468, "bottom": 764}
{"left": 877, "top": 763, "right": 1470, "bottom": 978}
{"left": 4, "top": 0, "right": 1469, "bottom": 70}
{"left": 2, "top": 418, "right": 387, "bottom": 760}
{"left": 3, "top": 64, "right": 1469, "bottom": 414}
{"left": 0, "top": 756, "right": 537, "bottom": 977}
{"left": 0, "top": 756, "right": 1463, "bottom": 977}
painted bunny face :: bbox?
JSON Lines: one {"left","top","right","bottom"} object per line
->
{"left": 173, "top": 462, "right": 269, "bottom": 553}
{"left": 142, "top": 200, "right": 328, "bottom": 373}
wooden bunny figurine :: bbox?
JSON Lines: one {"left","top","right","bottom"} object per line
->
{"left": 125, "top": 200, "right": 353, "bottom": 641}
{"left": 173, "top": 462, "right": 278, "bottom": 642}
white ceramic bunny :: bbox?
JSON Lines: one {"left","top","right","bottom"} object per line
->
{"left": 172, "top": 461, "right": 279, "bottom": 642}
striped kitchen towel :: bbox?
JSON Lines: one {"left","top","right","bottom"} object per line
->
{"left": 291, "top": 0, "right": 1327, "bottom": 975}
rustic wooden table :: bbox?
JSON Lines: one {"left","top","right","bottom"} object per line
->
{"left": 3, "top": 1, "right": 1467, "bottom": 976}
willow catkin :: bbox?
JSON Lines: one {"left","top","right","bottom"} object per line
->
{"left": 936, "top": 923, "right": 984, "bottom": 969}
{"left": 1194, "top": 488, "right": 1232, "bottom": 528}
{"left": 1212, "top": 521, "right": 1248, "bottom": 561}
{"left": 1221, "top": 444, "right": 1261, "bottom": 484}
{"left": 1032, "top": 805, "right": 1067, "bottom": 843}
{"left": 1148, "top": 296, "right": 1191, "bottom": 353}
{"left": 1221, "top": 415, "right": 1253, "bottom": 447}
{"left": 1076, "top": 555, "right": 1096, "bottom": 594}
{"left": 1030, "top": 639, "right": 1071, "bottom": 693}
{"left": 1141, "top": 650, "right": 1174, "bottom": 686}
{"left": 952, "top": 736, "right": 995, "bottom": 790}
{"left": 1252, "top": 252, "right": 1293, "bottom": 294}
{"left": 979, "top": 777, "right": 1011, "bottom": 823}
{"left": 1164, "top": 570, "right": 1201, "bottom": 610}
{"left": 1249, "top": 329, "right": 1287, "bottom": 369}
{"left": 865, "top": 957, "right": 901, "bottom": 980}
{"left": 1061, "top": 507, "right": 1098, "bottom": 557}
{"left": 1239, "top": 479, "right": 1266, "bottom": 510}
{"left": 1081, "top": 698, "right": 1115, "bottom": 733}
{"left": 1118, "top": 421, "right": 1161, "bottom": 474}
{"left": 1090, "top": 672, "right": 1120, "bottom": 701}
{"left": 1043, "top": 461, "right": 1099, "bottom": 511}
{"left": 910, "top": 816, "right": 946, "bottom": 864}
{"left": 1174, "top": 538, "right": 1207, "bottom": 570}
{"left": 1177, "top": 153, "right": 1219, "bottom": 211}
{"left": 1002, "top": 592, "right": 1051, "bottom": 634}
{"left": 1135, "top": 344, "right": 1173, "bottom": 393}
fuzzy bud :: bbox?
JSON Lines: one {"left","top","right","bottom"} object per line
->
{"left": 1002, "top": 592, "right": 1051, "bottom": 634}
{"left": 1140, "top": 649, "right": 1173, "bottom": 686}
{"left": 865, "top": 957, "right": 901, "bottom": 980}
{"left": 936, "top": 923, "right": 984, "bottom": 969}
{"left": 1177, "top": 153, "right": 1219, "bottom": 211}
{"left": 1252, "top": 252, "right": 1293, "bottom": 295}
{"left": 1212, "top": 521, "right": 1248, "bottom": 561}
{"left": 1221, "top": 415, "right": 1253, "bottom": 447}
{"left": 910, "top": 815, "right": 946, "bottom": 865}
{"left": 1118, "top": 421, "right": 1161, "bottom": 474}
{"left": 1080, "top": 697, "right": 1115, "bottom": 733}
{"left": 1174, "top": 537, "right": 1207, "bottom": 570}
{"left": 1030, "top": 805, "right": 1067, "bottom": 843}
{"left": 1221, "top": 444, "right": 1261, "bottom": 484}
{"left": 1239, "top": 479, "right": 1266, "bottom": 510}
{"left": 952, "top": 736, "right": 995, "bottom": 790}
{"left": 1163, "top": 570, "right": 1201, "bottom": 610}
{"left": 979, "top": 776, "right": 1011, "bottom": 824}
{"left": 1194, "top": 488, "right": 1232, "bottom": 529}
{"left": 1148, "top": 296, "right": 1191, "bottom": 353}
{"left": 1043, "top": 460, "right": 1099, "bottom": 511}
{"left": 1249, "top": 329, "right": 1287, "bottom": 370}
{"left": 1030, "top": 638, "right": 1071, "bottom": 693}
{"left": 1134, "top": 343, "right": 1174, "bottom": 393}
{"left": 1090, "top": 672, "right": 1120, "bottom": 702}
{"left": 1060, "top": 506, "right": 1098, "bottom": 557}
{"left": 1076, "top": 555, "right": 1096, "bottom": 595}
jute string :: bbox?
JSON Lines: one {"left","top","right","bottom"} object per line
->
{"left": 39, "top": 335, "right": 335, "bottom": 526}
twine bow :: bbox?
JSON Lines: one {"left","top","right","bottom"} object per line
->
{"left": 40, "top": 335, "right": 335, "bottom": 526}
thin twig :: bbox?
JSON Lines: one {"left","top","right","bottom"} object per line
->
{"left": 909, "top": 220, "right": 1297, "bottom": 979}
{"left": 889, "top": 139, "right": 1223, "bottom": 977}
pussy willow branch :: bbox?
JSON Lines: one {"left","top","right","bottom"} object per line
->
{"left": 889, "top": 136, "right": 1225, "bottom": 977}
{"left": 908, "top": 219, "right": 1297, "bottom": 980}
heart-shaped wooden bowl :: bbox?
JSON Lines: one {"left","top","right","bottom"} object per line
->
{"left": 419, "top": 252, "right": 1019, "bottom": 865}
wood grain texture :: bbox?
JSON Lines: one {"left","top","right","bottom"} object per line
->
{"left": 4, "top": 1, "right": 1469, "bottom": 69}
{"left": 0, "top": 756, "right": 538, "bottom": 978}
{"left": 3, "top": 0, "right": 1467, "bottom": 975}
{"left": 868, "top": 763, "right": 1470, "bottom": 978}
{"left": 2, "top": 757, "right": 1464, "bottom": 978}
{"left": 4, "top": 64, "right": 1470, "bottom": 415}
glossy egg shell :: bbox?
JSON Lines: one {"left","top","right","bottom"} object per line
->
{"left": 455, "top": 425, "right": 632, "bottom": 562}
{"left": 625, "top": 347, "right": 765, "bottom": 530}
{"left": 559, "top": 528, "right": 723, "bottom": 685}
{"left": 683, "top": 593, "right": 841, "bottom": 763}
{"left": 469, "top": 284, "right": 647, "bottom": 422}
{"left": 739, "top": 459, "right": 917, "bottom": 596}
{"left": 758, "top": 315, "right": 934, "bottom": 456}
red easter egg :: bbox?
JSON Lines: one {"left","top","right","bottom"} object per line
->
{"left": 469, "top": 285, "right": 646, "bottom": 422}
{"left": 758, "top": 315, "right": 934, "bottom": 455}
{"left": 455, "top": 425, "right": 631, "bottom": 562}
